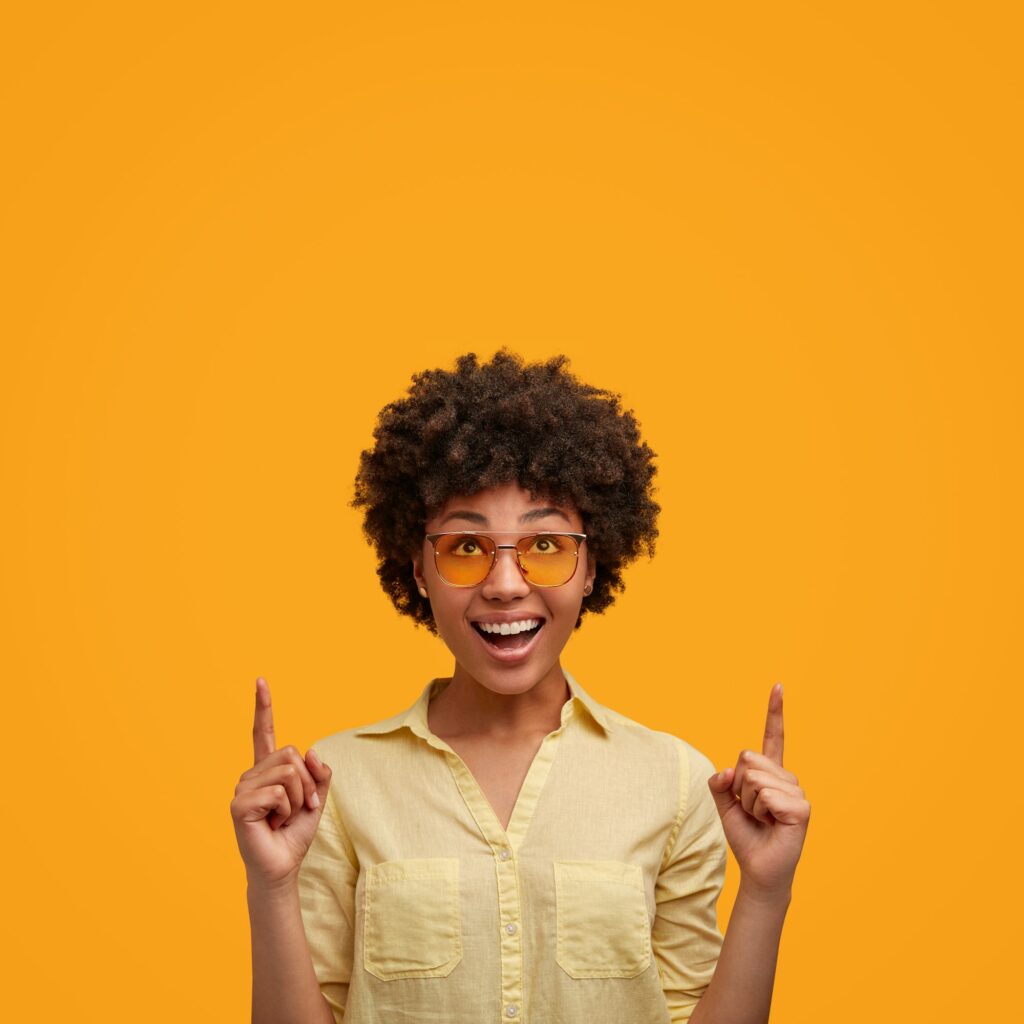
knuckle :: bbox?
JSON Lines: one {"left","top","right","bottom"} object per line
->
{"left": 281, "top": 744, "right": 299, "bottom": 759}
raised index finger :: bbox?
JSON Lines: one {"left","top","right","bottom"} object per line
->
{"left": 761, "top": 682, "right": 784, "bottom": 765}
{"left": 253, "top": 677, "right": 277, "bottom": 765}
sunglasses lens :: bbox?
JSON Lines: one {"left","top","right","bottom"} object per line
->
{"left": 517, "top": 534, "right": 579, "bottom": 586}
{"left": 433, "top": 534, "right": 495, "bottom": 585}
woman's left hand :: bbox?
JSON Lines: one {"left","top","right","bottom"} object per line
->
{"left": 707, "top": 684, "right": 811, "bottom": 899}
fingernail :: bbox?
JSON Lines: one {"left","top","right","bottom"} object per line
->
{"left": 311, "top": 791, "right": 320, "bottom": 808}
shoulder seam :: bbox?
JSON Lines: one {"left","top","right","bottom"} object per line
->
{"left": 659, "top": 739, "right": 690, "bottom": 871}
{"left": 312, "top": 747, "right": 360, "bottom": 873}
{"left": 324, "top": 786, "right": 360, "bottom": 872}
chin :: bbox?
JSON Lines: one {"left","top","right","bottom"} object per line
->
{"left": 460, "top": 652, "right": 560, "bottom": 693}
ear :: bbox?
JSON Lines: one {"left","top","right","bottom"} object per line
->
{"left": 411, "top": 551, "right": 429, "bottom": 597}
{"left": 584, "top": 553, "right": 597, "bottom": 594}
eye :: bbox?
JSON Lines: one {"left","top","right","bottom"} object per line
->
{"left": 452, "top": 537, "right": 485, "bottom": 556}
{"left": 528, "top": 534, "right": 563, "bottom": 554}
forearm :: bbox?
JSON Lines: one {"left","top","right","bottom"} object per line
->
{"left": 248, "top": 880, "right": 335, "bottom": 1024}
{"left": 687, "top": 882, "right": 791, "bottom": 1024}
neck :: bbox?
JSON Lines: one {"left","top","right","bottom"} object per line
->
{"left": 430, "top": 661, "right": 571, "bottom": 741}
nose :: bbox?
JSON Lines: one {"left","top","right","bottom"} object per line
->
{"left": 480, "top": 545, "right": 531, "bottom": 601}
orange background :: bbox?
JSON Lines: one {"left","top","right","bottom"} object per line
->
{"left": 2, "top": 3, "right": 1020, "bottom": 1020}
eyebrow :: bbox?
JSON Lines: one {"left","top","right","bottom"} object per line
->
{"left": 438, "top": 506, "right": 573, "bottom": 527}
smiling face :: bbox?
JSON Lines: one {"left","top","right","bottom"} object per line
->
{"left": 411, "top": 481, "right": 596, "bottom": 698}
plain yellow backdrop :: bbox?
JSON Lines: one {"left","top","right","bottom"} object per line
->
{"left": 2, "top": 2, "right": 1020, "bottom": 1020}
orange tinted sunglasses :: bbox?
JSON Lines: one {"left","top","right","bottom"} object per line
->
{"left": 424, "top": 531, "right": 587, "bottom": 588}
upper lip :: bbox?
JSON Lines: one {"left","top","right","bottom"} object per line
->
{"left": 469, "top": 612, "right": 547, "bottom": 624}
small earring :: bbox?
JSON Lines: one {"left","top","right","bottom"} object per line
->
{"left": 418, "top": 587, "right": 428, "bottom": 598}
{"left": 583, "top": 584, "right": 593, "bottom": 596}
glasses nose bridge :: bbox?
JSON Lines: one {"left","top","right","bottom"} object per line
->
{"left": 484, "top": 541, "right": 530, "bottom": 588}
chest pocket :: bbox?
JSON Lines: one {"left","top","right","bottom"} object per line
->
{"left": 554, "top": 859, "right": 652, "bottom": 979}
{"left": 363, "top": 857, "right": 463, "bottom": 981}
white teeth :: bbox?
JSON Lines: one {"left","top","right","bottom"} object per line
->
{"left": 476, "top": 618, "right": 539, "bottom": 635}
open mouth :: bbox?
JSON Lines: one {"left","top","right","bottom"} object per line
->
{"left": 471, "top": 619, "right": 545, "bottom": 653}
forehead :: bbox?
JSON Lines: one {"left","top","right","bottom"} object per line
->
{"left": 429, "top": 482, "right": 580, "bottom": 529}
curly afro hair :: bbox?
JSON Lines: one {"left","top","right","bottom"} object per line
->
{"left": 351, "top": 348, "right": 660, "bottom": 634}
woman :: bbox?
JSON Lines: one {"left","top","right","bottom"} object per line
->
{"left": 231, "top": 350, "right": 810, "bottom": 1024}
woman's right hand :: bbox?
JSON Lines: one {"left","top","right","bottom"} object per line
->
{"left": 230, "top": 677, "right": 333, "bottom": 891}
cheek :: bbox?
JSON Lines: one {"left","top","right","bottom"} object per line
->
{"left": 429, "top": 605, "right": 464, "bottom": 653}
{"left": 547, "top": 592, "right": 585, "bottom": 630}
{"left": 427, "top": 591, "right": 469, "bottom": 633}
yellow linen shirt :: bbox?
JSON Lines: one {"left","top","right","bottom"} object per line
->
{"left": 298, "top": 668, "right": 727, "bottom": 1024}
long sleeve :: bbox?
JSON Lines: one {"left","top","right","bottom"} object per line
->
{"left": 297, "top": 780, "right": 359, "bottom": 1023}
{"left": 652, "top": 740, "right": 729, "bottom": 1023}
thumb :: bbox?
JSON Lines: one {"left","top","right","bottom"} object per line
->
{"left": 307, "top": 748, "right": 334, "bottom": 803}
{"left": 707, "top": 767, "right": 737, "bottom": 819}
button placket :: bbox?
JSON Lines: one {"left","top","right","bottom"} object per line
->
{"left": 494, "top": 841, "right": 523, "bottom": 1022}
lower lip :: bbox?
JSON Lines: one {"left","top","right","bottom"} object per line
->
{"left": 470, "top": 622, "right": 546, "bottom": 664}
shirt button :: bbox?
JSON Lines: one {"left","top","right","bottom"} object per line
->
{"left": 505, "top": 922, "right": 517, "bottom": 935}
{"left": 505, "top": 1006, "right": 518, "bottom": 1018}
{"left": 499, "top": 848, "right": 510, "bottom": 860}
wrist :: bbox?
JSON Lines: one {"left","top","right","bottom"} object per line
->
{"left": 246, "top": 872, "right": 300, "bottom": 904}
{"left": 737, "top": 876, "right": 794, "bottom": 908}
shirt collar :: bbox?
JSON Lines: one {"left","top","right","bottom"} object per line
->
{"left": 352, "top": 667, "right": 613, "bottom": 741}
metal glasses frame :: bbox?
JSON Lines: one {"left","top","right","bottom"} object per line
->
{"left": 424, "top": 531, "right": 587, "bottom": 588}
